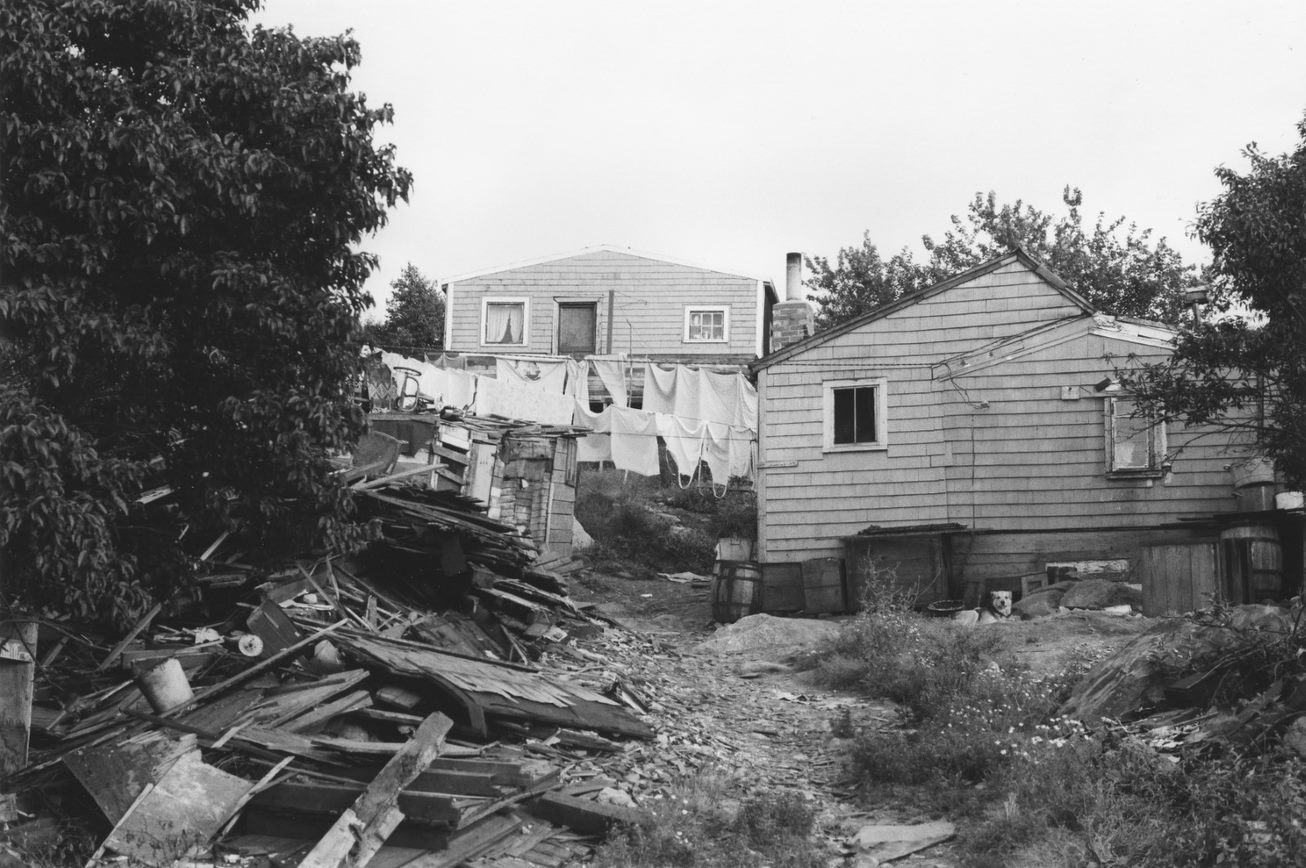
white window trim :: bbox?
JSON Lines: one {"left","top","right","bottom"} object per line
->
{"left": 1105, "top": 397, "right": 1167, "bottom": 478}
{"left": 683, "top": 305, "right": 730, "bottom": 343}
{"left": 823, "top": 377, "right": 888, "bottom": 452}
{"left": 480, "top": 296, "right": 529, "bottom": 348}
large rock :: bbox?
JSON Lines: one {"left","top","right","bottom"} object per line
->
{"left": 1014, "top": 587, "right": 1065, "bottom": 619}
{"left": 1060, "top": 579, "right": 1142, "bottom": 610}
{"left": 693, "top": 613, "right": 842, "bottom": 654}
{"left": 1060, "top": 605, "right": 1293, "bottom": 722}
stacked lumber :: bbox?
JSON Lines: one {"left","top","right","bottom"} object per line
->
{"left": 3, "top": 478, "right": 652, "bottom": 867}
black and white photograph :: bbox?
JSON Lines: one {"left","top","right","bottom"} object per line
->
{"left": 4, "top": 1, "right": 1306, "bottom": 865}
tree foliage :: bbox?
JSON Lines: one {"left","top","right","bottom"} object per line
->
{"left": 1, "top": 0, "right": 410, "bottom": 620}
{"left": 804, "top": 234, "right": 927, "bottom": 331}
{"left": 360, "top": 263, "right": 445, "bottom": 350}
{"left": 1121, "top": 114, "right": 1306, "bottom": 487}
{"left": 807, "top": 188, "right": 1194, "bottom": 329}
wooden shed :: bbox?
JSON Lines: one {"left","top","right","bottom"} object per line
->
{"left": 368, "top": 412, "right": 581, "bottom": 560}
{"left": 751, "top": 250, "right": 1263, "bottom": 602}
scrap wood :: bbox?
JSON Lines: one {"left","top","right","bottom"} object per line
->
{"left": 91, "top": 751, "right": 256, "bottom": 868}
{"left": 64, "top": 731, "right": 197, "bottom": 823}
{"left": 334, "top": 632, "right": 653, "bottom": 739}
{"left": 295, "top": 711, "right": 454, "bottom": 868}
{"left": 251, "top": 779, "right": 486, "bottom": 828}
{"left": 525, "top": 791, "right": 650, "bottom": 837}
{"left": 94, "top": 603, "right": 162, "bottom": 672}
{"left": 396, "top": 811, "right": 524, "bottom": 868}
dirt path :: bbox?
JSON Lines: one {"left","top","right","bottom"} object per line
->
{"left": 560, "top": 571, "right": 952, "bottom": 864}
{"left": 557, "top": 569, "right": 1152, "bottom": 866}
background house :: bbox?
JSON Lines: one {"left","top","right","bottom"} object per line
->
{"left": 752, "top": 250, "right": 1271, "bottom": 606}
{"left": 442, "top": 246, "right": 778, "bottom": 366}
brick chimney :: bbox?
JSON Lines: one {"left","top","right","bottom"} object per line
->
{"left": 770, "top": 252, "right": 814, "bottom": 353}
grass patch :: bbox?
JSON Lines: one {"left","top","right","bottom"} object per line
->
{"left": 574, "top": 470, "right": 721, "bottom": 574}
{"left": 590, "top": 774, "right": 826, "bottom": 868}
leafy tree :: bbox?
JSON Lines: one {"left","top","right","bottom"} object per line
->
{"left": 361, "top": 263, "right": 445, "bottom": 350}
{"left": 1120, "top": 114, "right": 1306, "bottom": 487}
{"left": 808, "top": 188, "right": 1194, "bottom": 329}
{"left": 0, "top": 0, "right": 410, "bottom": 621}
{"left": 804, "top": 234, "right": 927, "bottom": 330}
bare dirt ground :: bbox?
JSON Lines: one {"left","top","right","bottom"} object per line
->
{"left": 564, "top": 569, "right": 1153, "bottom": 865}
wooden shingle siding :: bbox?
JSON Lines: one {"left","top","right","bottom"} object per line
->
{"left": 756, "top": 256, "right": 1246, "bottom": 564}
{"left": 447, "top": 250, "right": 762, "bottom": 360}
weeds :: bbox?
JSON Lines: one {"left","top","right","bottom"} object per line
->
{"left": 591, "top": 774, "right": 826, "bottom": 868}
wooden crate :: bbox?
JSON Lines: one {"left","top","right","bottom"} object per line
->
{"left": 1140, "top": 542, "right": 1221, "bottom": 617}
{"left": 760, "top": 563, "right": 804, "bottom": 613}
{"left": 802, "top": 558, "right": 847, "bottom": 614}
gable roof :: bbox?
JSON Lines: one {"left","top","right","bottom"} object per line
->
{"left": 441, "top": 244, "right": 775, "bottom": 287}
{"left": 751, "top": 248, "right": 1095, "bottom": 372}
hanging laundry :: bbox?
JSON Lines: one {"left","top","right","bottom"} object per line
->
{"left": 573, "top": 400, "right": 612, "bottom": 432}
{"left": 379, "top": 352, "right": 447, "bottom": 409}
{"left": 427, "top": 353, "right": 467, "bottom": 371}
{"left": 698, "top": 369, "right": 738, "bottom": 427}
{"left": 654, "top": 413, "right": 704, "bottom": 480}
{"left": 702, "top": 422, "right": 733, "bottom": 486}
{"left": 592, "top": 358, "right": 630, "bottom": 407}
{"left": 641, "top": 363, "right": 677, "bottom": 415}
{"left": 473, "top": 376, "right": 575, "bottom": 425}
{"left": 444, "top": 369, "right": 476, "bottom": 410}
{"left": 496, "top": 357, "right": 569, "bottom": 393}
{"left": 609, "top": 407, "right": 660, "bottom": 477}
{"left": 565, "top": 358, "right": 591, "bottom": 405}
{"left": 727, "top": 424, "right": 755, "bottom": 479}
{"left": 577, "top": 433, "right": 612, "bottom": 463}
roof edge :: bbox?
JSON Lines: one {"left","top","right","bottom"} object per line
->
{"left": 752, "top": 248, "right": 1095, "bottom": 372}
{"left": 442, "top": 244, "right": 775, "bottom": 285}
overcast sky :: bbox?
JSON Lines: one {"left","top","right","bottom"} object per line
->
{"left": 255, "top": 0, "right": 1306, "bottom": 316}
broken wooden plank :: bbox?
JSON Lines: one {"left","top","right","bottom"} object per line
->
{"left": 526, "top": 791, "right": 650, "bottom": 837}
{"left": 97, "top": 751, "right": 255, "bottom": 867}
{"left": 281, "top": 689, "right": 373, "bottom": 734}
{"left": 95, "top": 604, "right": 161, "bottom": 672}
{"left": 398, "top": 812, "right": 524, "bottom": 867}
{"left": 250, "top": 780, "right": 484, "bottom": 827}
{"left": 0, "top": 621, "right": 37, "bottom": 779}
{"left": 296, "top": 711, "right": 454, "bottom": 868}
{"left": 64, "top": 731, "right": 196, "bottom": 823}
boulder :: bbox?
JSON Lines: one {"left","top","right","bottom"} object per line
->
{"left": 1015, "top": 588, "right": 1065, "bottom": 619}
{"left": 572, "top": 517, "right": 594, "bottom": 549}
{"left": 693, "top": 613, "right": 842, "bottom": 654}
{"left": 1061, "top": 579, "right": 1142, "bottom": 610}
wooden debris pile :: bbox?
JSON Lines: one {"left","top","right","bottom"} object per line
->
{"left": 0, "top": 480, "right": 654, "bottom": 867}
{"left": 1060, "top": 603, "right": 1306, "bottom": 759}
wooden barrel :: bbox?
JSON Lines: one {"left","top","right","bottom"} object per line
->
{"left": 712, "top": 561, "right": 762, "bottom": 623}
{"left": 802, "top": 557, "right": 847, "bottom": 614}
{"left": 761, "top": 563, "right": 804, "bottom": 613}
{"left": 1220, "top": 522, "right": 1282, "bottom": 604}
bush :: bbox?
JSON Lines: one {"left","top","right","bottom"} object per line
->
{"left": 575, "top": 481, "right": 716, "bottom": 574}
{"left": 591, "top": 776, "right": 826, "bottom": 868}
{"left": 962, "top": 740, "right": 1306, "bottom": 868}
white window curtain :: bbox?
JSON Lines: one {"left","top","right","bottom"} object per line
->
{"left": 485, "top": 302, "right": 524, "bottom": 344}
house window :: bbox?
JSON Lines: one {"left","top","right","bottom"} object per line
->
{"left": 481, "top": 298, "right": 528, "bottom": 346}
{"left": 684, "top": 306, "right": 728, "bottom": 343}
{"left": 823, "top": 378, "right": 888, "bottom": 452}
{"left": 1106, "top": 398, "right": 1166, "bottom": 476}
{"left": 557, "top": 302, "right": 597, "bottom": 354}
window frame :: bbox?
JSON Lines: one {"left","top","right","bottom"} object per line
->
{"left": 1105, "top": 397, "right": 1167, "bottom": 478}
{"left": 822, "top": 377, "right": 888, "bottom": 452}
{"left": 683, "top": 305, "right": 730, "bottom": 344}
{"left": 555, "top": 300, "right": 598, "bottom": 355}
{"left": 480, "top": 296, "right": 529, "bottom": 348}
